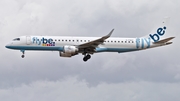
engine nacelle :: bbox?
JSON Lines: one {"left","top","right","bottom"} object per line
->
{"left": 59, "top": 52, "right": 72, "bottom": 57}
{"left": 59, "top": 45, "right": 78, "bottom": 57}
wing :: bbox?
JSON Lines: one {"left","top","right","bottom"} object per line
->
{"left": 78, "top": 29, "right": 114, "bottom": 52}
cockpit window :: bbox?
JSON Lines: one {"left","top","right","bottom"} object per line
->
{"left": 13, "top": 38, "right": 20, "bottom": 41}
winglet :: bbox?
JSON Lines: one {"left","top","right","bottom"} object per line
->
{"left": 108, "top": 29, "right": 114, "bottom": 37}
{"left": 102, "top": 29, "right": 114, "bottom": 39}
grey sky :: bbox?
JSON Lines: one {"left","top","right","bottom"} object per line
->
{"left": 0, "top": 0, "right": 180, "bottom": 101}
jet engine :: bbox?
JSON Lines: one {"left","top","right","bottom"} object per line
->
{"left": 59, "top": 45, "right": 78, "bottom": 57}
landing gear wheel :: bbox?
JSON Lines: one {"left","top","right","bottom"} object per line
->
{"left": 21, "top": 55, "right": 25, "bottom": 58}
{"left": 20, "top": 50, "right": 25, "bottom": 58}
{"left": 86, "top": 54, "right": 91, "bottom": 59}
{"left": 83, "top": 57, "right": 88, "bottom": 62}
{"left": 83, "top": 54, "right": 91, "bottom": 62}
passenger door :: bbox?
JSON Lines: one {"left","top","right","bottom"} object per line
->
{"left": 26, "top": 36, "right": 31, "bottom": 45}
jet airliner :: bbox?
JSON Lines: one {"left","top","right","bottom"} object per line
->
{"left": 5, "top": 19, "right": 175, "bottom": 62}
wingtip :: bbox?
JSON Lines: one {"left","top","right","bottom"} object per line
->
{"left": 108, "top": 29, "right": 114, "bottom": 36}
{"left": 111, "top": 29, "right": 114, "bottom": 33}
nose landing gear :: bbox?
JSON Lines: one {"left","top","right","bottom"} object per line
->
{"left": 83, "top": 54, "right": 91, "bottom": 62}
{"left": 21, "top": 54, "right": 25, "bottom": 58}
{"left": 20, "top": 50, "right": 25, "bottom": 58}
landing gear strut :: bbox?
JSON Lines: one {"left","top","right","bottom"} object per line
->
{"left": 20, "top": 50, "right": 25, "bottom": 58}
{"left": 83, "top": 54, "right": 91, "bottom": 62}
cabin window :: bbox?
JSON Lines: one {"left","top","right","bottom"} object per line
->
{"left": 13, "top": 38, "right": 20, "bottom": 41}
{"left": 62, "top": 40, "right": 64, "bottom": 41}
{"left": 58, "top": 39, "right": 60, "bottom": 41}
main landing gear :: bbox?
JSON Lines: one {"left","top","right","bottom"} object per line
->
{"left": 20, "top": 50, "right": 25, "bottom": 58}
{"left": 83, "top": 54, "right": 91, "bottom": 62}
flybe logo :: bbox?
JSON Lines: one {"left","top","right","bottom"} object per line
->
{"left": 32, "top": 37, "right": 55, "bottom": 46}
{"left": 149, "top": 26, "right": 166, "bottom": 42}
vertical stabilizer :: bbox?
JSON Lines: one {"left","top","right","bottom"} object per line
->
{"left": 144, "top": 17, "right": 173, "bottom": 42}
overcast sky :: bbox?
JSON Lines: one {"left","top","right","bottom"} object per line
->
{"left": 0, "top": 0, "right": 180, "bottom": 101}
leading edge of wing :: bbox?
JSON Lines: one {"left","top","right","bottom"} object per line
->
{"left": 78, "top": 29, "right": 114, "bottom": 49}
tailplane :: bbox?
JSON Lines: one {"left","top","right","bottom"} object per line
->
{"left": 153, "top": 37, "right": 175, "bottom": 44}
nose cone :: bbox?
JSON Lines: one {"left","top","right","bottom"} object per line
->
{"left": 5, "top": 45, "right": 10, "bottom": 49}
{"left": 5, "top": 43, "right": 12, "bottom": 49}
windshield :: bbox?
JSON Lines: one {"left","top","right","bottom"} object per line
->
{"left": 13, "top": 38, "right": 20, "bottom": 41}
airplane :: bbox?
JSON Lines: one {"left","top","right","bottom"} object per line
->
{"left": 5, "top": 18, "right": 175, "bottom": 62}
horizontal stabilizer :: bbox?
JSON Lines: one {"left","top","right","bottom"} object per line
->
{"left": 153, "top": 37, "right": 175, "bottom": 44}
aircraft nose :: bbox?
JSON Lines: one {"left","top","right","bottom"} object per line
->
{"left": 5, "top": 44, "right": 10, "bottom": 48}
{"left": 5, "top": 43, "right": 12, "bottom": 49}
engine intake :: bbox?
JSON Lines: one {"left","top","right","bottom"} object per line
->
{"left": 59, "top": 45, "right": 78, "bottom": 57}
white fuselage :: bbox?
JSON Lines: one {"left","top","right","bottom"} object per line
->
{"left": 6, "top": 35, "right": 162, "bottom": 53}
